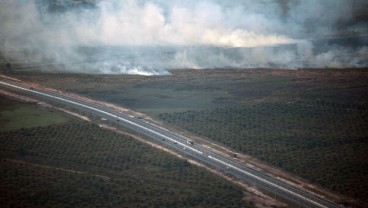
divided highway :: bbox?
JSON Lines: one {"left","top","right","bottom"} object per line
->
{"left": 0, "top": 78, "right": 341, "bottom": 208}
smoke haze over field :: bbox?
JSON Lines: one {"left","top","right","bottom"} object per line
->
{"left": 0, "top": 0, "right": 367, "bottom": 75}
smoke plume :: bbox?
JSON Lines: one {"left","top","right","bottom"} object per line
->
{"left": 0, "top": 0, "right": 367, "bottom": 75}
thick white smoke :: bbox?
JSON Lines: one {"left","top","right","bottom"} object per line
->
{"left": 0, "top": 0, "right": 367, "bottom": 75}
{"left": 96, "top": 0, "right": 295, "bottom": 47}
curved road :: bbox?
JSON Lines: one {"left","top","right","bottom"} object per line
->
{"left": 0, "top": 78, "right": 341, "bottom": 208}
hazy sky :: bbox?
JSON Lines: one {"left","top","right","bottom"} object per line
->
{"left": 0, "top": 0, "right": 367, "bottom": 74}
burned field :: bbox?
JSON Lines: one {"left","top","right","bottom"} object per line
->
{"left": 11, "top": 68, "right": 368, "bottom": 205}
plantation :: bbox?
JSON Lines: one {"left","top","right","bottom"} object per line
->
{"left": 158, "top": 101, "right": 368, "bottom": 200}
{"left": 8, "top": 68, "right": 368, "bottom": 205}
{"left": 0, "top": 97, "right": 250, "bottom": 208}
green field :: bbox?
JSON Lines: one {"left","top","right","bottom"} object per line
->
{"left": 0, "top": 97, "right": 250, "bottom": 207}
{"left": 0, "top": 99, "right": 70, "bottom": 132}
{"left": 10, "top": 68, "right": 368, "bottom": 205}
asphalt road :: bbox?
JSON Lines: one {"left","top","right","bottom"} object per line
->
{"left": 0, "top": 78, "right": 341, "bottom": 208}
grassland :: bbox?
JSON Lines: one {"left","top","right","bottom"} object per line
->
{"left": 0, "top": 96, "right": 70, "bottom": 132}
{"left": 10, "top": 68, "right": 368, "bottom": 204}
{"left": 0, "top": 96, "right": 250, "bottom": 207}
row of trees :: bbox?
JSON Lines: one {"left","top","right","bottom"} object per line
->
{"left": 158, "top": 101, "right": 368, "bottom": 200}
{"left": 0, "top": 122, "right": 249, "bottom": 208}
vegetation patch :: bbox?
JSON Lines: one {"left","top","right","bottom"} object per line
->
{"left": 0, "top": 95, "right": 70, "bottom": 132}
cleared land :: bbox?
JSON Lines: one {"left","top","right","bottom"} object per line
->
{"left": 0, "top": 95, "right": 250, "bottom": 208}
{"left": 10, "top": 68, "right": 368, "bottom": 205}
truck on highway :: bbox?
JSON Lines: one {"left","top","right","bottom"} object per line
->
{"left": 187, "top": 140, "right": 194, "bottom": 145}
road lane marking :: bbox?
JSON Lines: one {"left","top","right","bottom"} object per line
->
{"left": 0, "top": 80, "right": 337, "bottom": 208}
{"left": 207, "top": 155, "right": 327, "bottom": 208}
{"left": 0, "top": 81, "right": 203, "bottom": 155}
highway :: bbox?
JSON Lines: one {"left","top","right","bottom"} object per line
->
{"left": 0, "top": 78, "right": 341, "bottom": 208}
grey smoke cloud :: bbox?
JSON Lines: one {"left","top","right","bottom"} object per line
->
{"left": 0, "top": 0, "right": 367, "bottom": 75}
